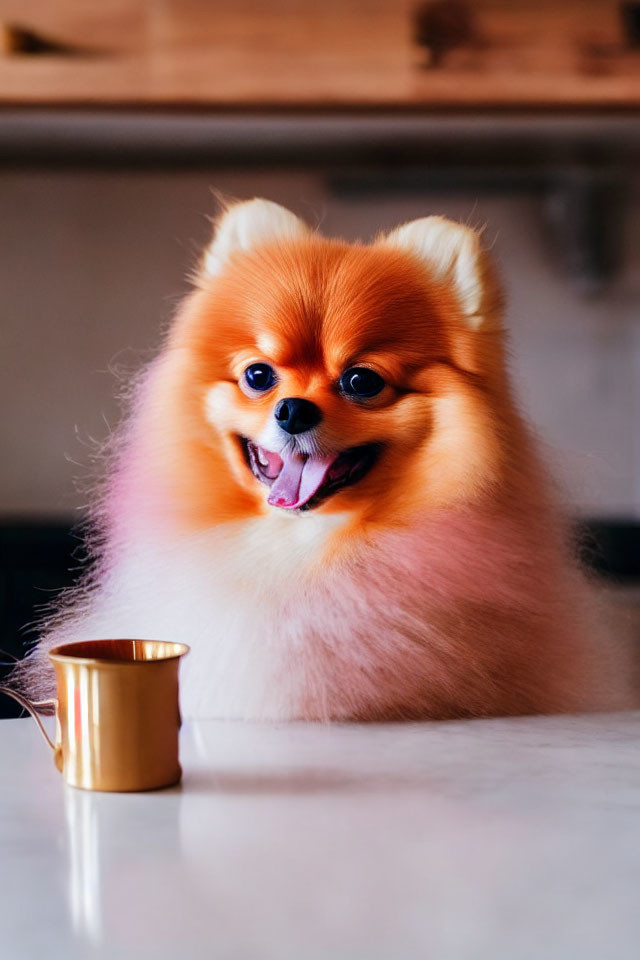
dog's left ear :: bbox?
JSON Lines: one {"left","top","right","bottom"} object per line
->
{"left": 201, "top": 198, "right": 309, "bottom": 279}
{"left": 383, "top": 216, "right": 500, "bottom": 332}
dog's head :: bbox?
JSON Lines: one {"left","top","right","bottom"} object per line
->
{"left": 160, "top": 199, "right": 511, "bottom": 526}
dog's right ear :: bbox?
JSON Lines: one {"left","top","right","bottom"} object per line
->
{"left": 383, "top": 216, "right": 501, "bottom": 333}
{"left": 200, "top": 199, "right": 309, "bottom": 279}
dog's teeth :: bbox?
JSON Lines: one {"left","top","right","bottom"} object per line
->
{"left": 257, "top": 449, "right": 269, "bottom": 467}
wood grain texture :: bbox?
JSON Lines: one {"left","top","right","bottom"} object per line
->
{"left": 0, "top": 2, "right": 638, "bottom": 111}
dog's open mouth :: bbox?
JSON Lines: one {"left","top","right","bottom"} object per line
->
{"left": 240, "top": 438, "right": 381, "bottom": 511}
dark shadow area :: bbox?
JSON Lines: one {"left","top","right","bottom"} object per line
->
{"left": 0, "top": 521, "right": 81, "bottom": 718}
{"left": 578, "top": 518, "right": 640, "bottom": 582}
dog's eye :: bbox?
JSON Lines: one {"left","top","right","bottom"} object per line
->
{"left": 340, "top": 367, "right": 385, "bottom": 399}
{"left": 244, "top": 363, "right": 277, "bottom": 392}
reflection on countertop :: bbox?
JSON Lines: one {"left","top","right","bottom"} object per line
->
{"left": 1, "top": 713, "right": 640, "bottom": 959}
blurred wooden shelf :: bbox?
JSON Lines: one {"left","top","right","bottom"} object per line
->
{"left": 0, "top": 0, "right": 639, "bottom": 111}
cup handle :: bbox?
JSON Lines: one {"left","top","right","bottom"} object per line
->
{"left": 0, "top": 685, "right": 59, "bottom": 755}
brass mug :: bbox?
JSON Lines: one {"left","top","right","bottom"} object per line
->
{"left": 0, "top": 639, "right": 189, "bottom": 792}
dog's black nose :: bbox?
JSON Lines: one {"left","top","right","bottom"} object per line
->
{"left": 274, "top": 397, "right": 322, "bottom": 435}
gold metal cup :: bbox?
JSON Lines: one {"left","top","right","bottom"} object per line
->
{"left": 1, "top": 639, "right": 189, "bottom": 792}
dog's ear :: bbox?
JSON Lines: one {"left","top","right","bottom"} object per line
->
{"left": 201, "top": 199, "right": 309, "bottom": 278}
{"left": 383, "top": 216, "right": 500, "bottom": 331}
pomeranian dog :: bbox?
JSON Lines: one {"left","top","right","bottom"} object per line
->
{"left": 18, "top": 198, "right": 637, "bottom": 720}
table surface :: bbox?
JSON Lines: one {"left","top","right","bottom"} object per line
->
{"left": 1, "top": 712, "right": 640, "bottom": 960}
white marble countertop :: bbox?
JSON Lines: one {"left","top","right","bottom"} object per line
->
{"left": 1, "top": 713, "right": 640, "bottom": 960}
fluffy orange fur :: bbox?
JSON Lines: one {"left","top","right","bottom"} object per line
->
{"left": 19, "top": 200, "right": 638, "bottom": 720}
{"left": 136, "top": 236, "right": 509, "bottom": 529}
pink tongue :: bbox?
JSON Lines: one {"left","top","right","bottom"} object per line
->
{"left": 259, "top": 448, "right": 283, "bottom": 480}
{"left": 267, "top": 450, "right": 337, "bottom": 509}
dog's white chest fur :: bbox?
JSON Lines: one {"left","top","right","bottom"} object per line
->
{"left": 62, "top": 511, "right": 363, "bottom": 719}
{"left": 35, "top": 502, "right": 633, "bottom": 720}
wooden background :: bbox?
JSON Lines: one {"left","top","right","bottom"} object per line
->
{"left": 0, "top": 0, "right": 639, "bottom": 109}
